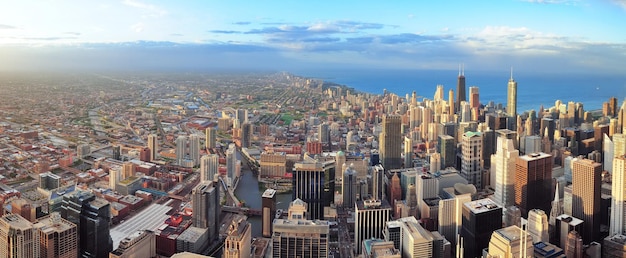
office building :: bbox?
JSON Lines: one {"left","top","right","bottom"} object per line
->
{"left": 515, "top": 152, "right": 553, "bottom": 218}
{"left": 205, "top": 127, "right": 216, "bottom": 149}
{"left": 110, "top": 230, "right": 156, "bottom": 258}
{"left": 488, "top": 225, "right": 534, "bottom": 258}
{"left": 0, "top": 214, "right": 39, "bottom": 258}
{"left": 60, "top": 191, "right": 112, "bottom": 258}
{"left": 492, "top": 136, "right": 519, "bottom": 208}
{"left": 10, "top": 198, "right": 34, "bottom": 222}
{"left": 122, "top": 161, "right": 135, "bottom": 179}
{"left": 565, "top": 231, "right": 583, "bottom": 258}
{"left": 572, "top": 158, "right": 601, "bottom": 244}
{"left": 404, "top": 136, "right": 413, "bottom": 168}
{"left": 200, "top": 154, "right": 219, "bottom": 182}
{"left": 603, "top": 234, "right": 626, "bottom": 258}
{"left": 438, "top": 191, "right": 471, "bottom": 253}
{"left": 226, "top": 143, "right": 238, "bottom": 182}
{"left": 189, "top": 134, "right": 200, "bottom": 166}
{"left": 343, "top": 164, "right": 358, "bottom": 207}
{"left": 527, "top": 209, "right": 549, "bottom": 243}
{"left": 39, "top": 172, "right": 61, "bottom": 190}
{"left": 176, "top": 135, "right": 188, "bottom": 165}
{"left": 461, "top": 131, "right": 483, "bottom": 189}
{"left": 318, "top": 123, "right": 330, "bottom": 144}
{"left": 241, "top": 123, "right": 253, "bottom": 148}
{"left": 34, "top": 212, "right": 78, "bottom": 258}
{"left": 262, "top": 189, "right": 276, "bottom": 238}
{"left": 461, "top": 198, "right": 503, "bottom": 258}
{"left": 555, "top": 214, "right": 583, "bottom": 251}
{"left": 113, "top": 145, "right": 121, "bottom": 160}
{"left": 292, "top": 159, "right": 335, "bottom": 220}
{"left": 380, "top": 114, "right": 402, "bottom": 170}
{"left": 272, "top": 199, "right": 329, "bottom": 258}
{"left": 469, "top": 86, "right": 480, "bottom": 109}
{"left": 612, "top": 156, "right": 626, "bottom": 236}
{"left": 224, "top": 218, "right": 251, "bottom": 258}
{"left": 77, "top": 143, "right": 90, "bottom": 158}
{"left": 362, "top": 239, "right": 401, "bottom": 258}
{"left": 355, "top": 199, "right": 392, "bottom": 255}
{"left": 438, "top": 135, "right": 456, "bottom": 169}
{"left": 176, "top": 227, "right": 209, "bottom": 254}
{"left": 148, "top": 134, "right": 158, "bottom": 161}
{"left": 398, "top": 216, "right": 435, "bottom": 258}
{"left": 260, "top": 151, "right": 287, "bottom": 178}
{"left": 456, "top": 65, "right": 466, "bottom": 113}
{"left": 507, "top": 69, "right": 518, "bottom": 117}
{"left": 191, "top": 181, "right": 220, "bottom": 242}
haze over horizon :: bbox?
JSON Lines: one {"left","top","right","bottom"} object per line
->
{"left": 1, "top": 0, "right": 625, "bottom": 75}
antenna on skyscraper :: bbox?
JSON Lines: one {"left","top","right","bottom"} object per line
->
{"left": 458, "top": 64, "right": 461, "bottom": 76}
{"left": 510, "top": 66, "right": 514, "bottom": 80}
{"left": 462, "top": 63, "right": 465, "bottom": 76}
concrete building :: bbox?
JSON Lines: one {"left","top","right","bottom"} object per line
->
{"left": 200, "top": 154, "right": 219, "bottom": 182}
{"left": 438, "top": 135, "right": 456, "bottom": 169}
{"left": 177, "top": 227, "right": 209, "bottom": 254}
{"left": 189, "top": 134, "right": 201, "bottom": 166}
{"left": 205, "top": 127, "right": 216, "bottom": 149}
{"left": 262, "top": 189, "right": 276, "bottom": 238}
{"left": 271, "top": 200, "right": 329, "bottom": 258}
{"left": 176, "top": 135, "right": 188, "bottom": 166}
{"left": 612, "top": 155, "right": 626, "bottom": 236}
{"left": 492, "top": 136, "right": 519, "bottom": 208}
{"left": 461, "top": 198, "right": 503, "bottom": 258}
{"left": 224, "top": 218, "right": 251, "bottom": 258}
{"left": 527, "top": 209, "right": 549, "bottom": 243}
{"left": 572, "top": 158, "right": 601, "bottom": 244}
{"left": 461, "top": 131, "right": 483, "bottom": 189}
{"left": 191, "top": 181, "right": 220, "bottom": 242}
{"left": 355, "top": 199, "right": 392, "bottom": 255}
{"left": 487, "top": 225, "right": 533, "bottom": 258}
{"left": 362, "top": 239, "right": 401, "bottom": 258}
{"left": 259, "top": 152, "right": 287, "bottom": 178}
{"left": 0, "top": 214, "right": 39, "bottom": 258}
{"left": 110, "top": 230, "right": 156, "bottom": 258}
{"left": 148, "top": 134, "right": 158, "bottom": 161}
{"left": 515, "top": 152, "right": 553, "bottom": 218}
{"left": 380, "top": 114, "right": 402, "bottom": 170}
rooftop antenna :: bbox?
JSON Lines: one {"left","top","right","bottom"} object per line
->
{"left": 462, "top": 63, "right": 465, "bottom": 76}
{"left": 458, "top": 64, "right": 461, "bottom": 76}
{"left": 510, "top": 66, "right": 513, "bottom": 80}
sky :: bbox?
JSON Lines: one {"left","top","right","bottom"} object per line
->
{"left": 0, "top": 0, "right": 625, "bottom": 73}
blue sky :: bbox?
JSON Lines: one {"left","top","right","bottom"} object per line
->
{"left": 1, "top": 0, "right": 625, "bottom": 73}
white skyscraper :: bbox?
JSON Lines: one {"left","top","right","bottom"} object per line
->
{"left": 492, "top": 136, "right": 519, "bottom": 207}
{"left": 189, "top": 134, "right": 200, "bottom": 166}
{"left": 200, "top": 154, "right": 219, "bottom": 182}
{"left": 438, "top": 192, "right": 472, "bottom": 252}
{"left": 404, "top": 136, "right": 413, "bottom": 168}
{"left": 226, "top": 144, "right": 238, "bottom": 183}
{"left": 461, "top": 131, "right": 483, "bottom": 189}
{"left": 611, "top": 156, "right": 626, "bottom": 236}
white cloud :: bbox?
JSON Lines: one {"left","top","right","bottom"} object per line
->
{"left": 131, "top": 22, "right": 144, "bottom": 33}
{"left": 121, "top": 0, "right": 167, "bottom": 17}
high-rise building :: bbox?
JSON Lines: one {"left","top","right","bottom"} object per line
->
{"left": 260, "top": 151, "right": 287, "bottom": 178}
{"left": 122, "top": 161, "right": 135, "bottom": 179}
{"left": 148, "top": 134, "right": 158, "bottom": 161}
{"left": 189, "top": 134, "right": 201, "bottom": 166}
{"left": 200, "top": 154, "right": 219, "bottom": 182}
{"left": 205, "top": 127, "right": 216, "bottom": 150}
{"left": 380, "top": 114, "right": 402, "bottom": 170}
{"left": 438, "top": 135, "right": 456, "bottom": 169}
{"left": 492, "top": 136, "right": 519, "bottom": 208}
{"left": 611, "top": 156, "right": 626, "bottom": 236}
{"left": 241, "top": 123, "right": 252, "bottom": 148}
{"left": 226, "top": 143, "right": 238, "bottom": 182}
{"left": 224, "top": 217, "right": 251, "bottom": 258}
{"left": 448, "top": 89, "right": 455, "bottom": 117}
{"left": 318, "top": 123, "right": 330, "bottom": 145}
{"left": 614, "top": 133, "right": 626, "bottom": 158}
{"left": 487, "top": 225, "right": 533, "bottom": 258}
{"left": 35, "top": 212, "right": 78, "bottom": 258}
{"left": 236, "top": 109, "right": 248, "bottom": 127}
{"left": 438, "top": 192, "right": 472, "bottom": 253}
{"left": 397, "top": 216, "right": 435, "bottom": 258}
{"left": 10, "top": 198, "right": 34, "bottom": 222}
{"left": 362, "top": 239, "right": 401, "bottom": 258}
{"left": 461, "top": 131, "right": 483, "bottom": 189}
{"left": 262, "top": 189, "right": 276, "bottom": 238}
{"left": 110, "top": 230, "right": 156, "bottom": 258}
{"left": 191, "top": 181, "right": 220, "bottom": 242}
{"left": 355, "top": 199, "right": 392, "bottom": 255}
{"left": 0, "top": 214, "right": 39, "bottom": 258}
{"left": 39, "top": 172, "right": 61, "bottom": 190}
{"left": 456, "top": 65, "right": 466, "bottom": 113}
{"left": 176, "top": 135, "right": 187, "bottom": 165}
{"left": 555, "top": 214, "right": 584, "bottom": 251}
{"left": 272, "top": 199, "right": 329, "bottom": 257}
{"left": 461, "top": 198, "right": 503, "bottom": 258}
{"left": 469, "top": 86, "right": 480, "bottom": 109}
{"left": 515, "top": 152, "right": 553, "bottom": 218}
{"left": 572, "top": 158, "right": 602, "bottom": 244}
{"left": 603, "top": 234, "right": 626, "bottom": 258}
{"left": 527, "top": 209, "right": 549, "bottom": 243}
{"left": 60, "top": 191, "right": 112, "bottom": 258}
{"left": 565, "top": 230, "right": 584, "bottom": 258}
{"left": 112, "top": 145, "right": 121, "bottom": 160}
{"left": 404, "top": 136, "right": 413, "bottom": 168}
{"left": 507, "top": 68, "right": 518, "bottom": 117}
{"left": 343, "top": 164, "right": 358, "bottom": 207}
{"left": 292, "top": 159, "right": 335, "bottom": 220}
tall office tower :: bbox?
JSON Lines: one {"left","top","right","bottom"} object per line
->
{"left": 113, "top": 145, "right": 121, "bottom": 160}
{"left": 404, "top": 136, "right": 413, "bottom": 168}
{"left": 335, "top": 151, "right": 346, "bottom": 179}
{"left": 343, "top": 164, "right": 358, "bottom": 207}
{"left": 148, "top": 134, "right": 158, "bottom": 161}
{"left": 492, "top": 136, "right": 519, "bottom": 208}
{"left": 388, "top": 172, "right": 402, "bottom": 208}
{"left": 469, "top": 86, "right": 480, "bottom": 109}
{"left": 77, "top": 143, "right": 91, "bottom": 158}
{"left": 189, "top": 134, "right": 200, "bottom": 166}
{"left": 396, "top": 216, "right": 434, "bottom": 258}
{"left": 409, "top": 106, "right": 421, "bottom": 131}
{"left": 416, "top": 174, "right": 438, "bottom": 206}
{"left": 205, "top": 127, "right": 216, "bottom": 149}
{"left": 0, "top": 214, "right": 39, "bottom": 258}
{"left": 430, "top": 153, "right": 441, "bottom": 173}
{"left": 354, "top": 199, "right": 392, "bottom": 255}
{"left": 421, "top": 107, "right": 434, "bottom": 141}
{"left": 572, "top": 158, "right": 601, "bottom": 244}
{"left": 236, "top": 109, "right": 247, "bottom": 127}
{"left": 224, "top": 218, "right": 251, "bottom": 258}
{"left": 504, "top": 206, "right": 521, "bottom": 227}
{"left": 461, "top": 198, "right": 503, "bottom": 258}
{"left": 226, "top": 143, "right": 237, "bottom": 182}
{"left": 455, "top": 65, "right": 466, "bottom": 113}
{"left": 487, "top": 225, "right": 534, "bottom": 258}
{"left": 434, "top": 84, "right": 445, "bottom": 101}
{"left": 438, "top": 135, "right": 456, "bottom": 169}
{"left": 109, "top": 166, "right": 121, "bottom": 190}
{"left": 448, "top": 89, "right": 455, "bottom": 116}
{"left": 614, "top": 133, "right": 626, "bottom": 158}
{"left": 371, "top": 164, "right": 384, "bottom": 200}
{"left": 318, "top": 123, "right": 330, "bottom": 145}
{"left": 528, "top": 209, "right": 549, "bottom": 243}
{"left": 271, "top": 219, "right": 329, "bottom": 257}
{"left": 460, "top": 101, "right": 471, "bottom": 122}
{"left": 515, "top": 152, "right": 553, "bottom": 218}
{"left": 380, "top": 114, "right": 402, "bottom": 170}
{"left": 191, "top": 181, "right": 220, "bottom": 241}
{"left": 610, "top": 97, "right": 619, "bottom": 117}
{"left": 612, "top": 156, "right": 626, "bottom": 235}
{"left": 565, "top": 231, "right": 584, "bottom": 258}
{"left": 438, "top": 192, "right": 472, "bottom": 254}
{"left": 292, "top": 159, "right": 335, "bottom": 220}
{"left": 524, "top": 135, "right": 542, "bottom": 154}
{"left": 60, "top": 191, "right": 112, "bottom": 258}
{"left": 110, "top": 230, "right": 156, "bottom": 258}
{"left": 200, "top": 154, "right": 219, "bottom": 182}
{"left": 241, "top": 123, "right": 252, "bottom": 148}
{"left": 11, "top": 198, "right": 33, "bottom": 222}
{"left": 175, "top": 135, "right": 187, "bottom": 165}
{"left": 34, "top": 212, "right": 77, "bottom": 258}
{"left": 262, "top": 189, "right": 277, "bottom": 238}
{"left": 507, "top": 69, "right": 518, "bottom": 118}
{"left": 122, "top": 161, "right": 135, "bottom": 179}
{"left": 461, "top": 131, "right": 483, "bottom": 189}
{"left": 362, "top": 239, "right": 401, "bottom": 258}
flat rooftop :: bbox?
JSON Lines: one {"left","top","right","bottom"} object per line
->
{"left": 464, "top": 198, "right": 501, "bottom": 214}
{"left": 262, "top": 188, "right": 276, "bottom": 198}
{"left": 519, "top": 152, "right": 552, "bottom": 161}
{"left": 110, "top": 202, "right": 173, "bottom": 249}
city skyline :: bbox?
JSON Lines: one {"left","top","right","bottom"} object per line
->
{"left": 0, "top": 1, "right": 625, "bottom": 74}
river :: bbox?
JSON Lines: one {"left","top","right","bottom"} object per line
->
{"left": 234, "top": 153, "right": 292, "bottom": 237}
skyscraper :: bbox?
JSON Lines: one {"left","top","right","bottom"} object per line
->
{"left": 292, "top": 159, "right": 335, "bottom": 220}
{"left": 191, "top": 181, "right": 220, "bottom": 242}
{"left": 0, "top": 214, "right": 39, "bottom": 258}
{"left": 438, "top": 135, "right": 456, "bottom": 169}
{"left": 226, "top": 143, "right": 238, "bottom": 182}
{"left": 527, "top": 209, "right": 549, "bottom": 243}
{"left": 343, "top": 164, "right": 358, "bottom": 207}
{"left": 380, "top": 114, "right": 402, "bottom": 170}
{"left": 572, "top": 158, "right": 601, "bottom": 244}
{"left": 176, "top": 135, "right": 187, "bottom": 165}
{"left": 200, "top": 154, "right": 219, "bottom": 182}
{"left": 241, "top": 123, "right": 252, "bottom": 148}
{"left": 34, "top": 212, "right": 78, "bottom": 258}
{"left": 438, "top": 192, "right": 472, "bottom": 254}
{"left": 189, "top": 134, "right": 200, "bottom": 166}
{"left": 355, "top": 199, "right": 392, "bottom": 255}
{"left": 60, "top": 191, "right": 112, "bottom": 258}
{"left": 456, "top": 65, "right": 466, "bottom": 113}
{"left": 515, "top": 152, "right": 553, "bottom": 218}
{"left": 404, "top": 136, "right": 413, "bottom": 168}
{"left": 461, "top": 131, "right": 483, "bottom": 189}
{"left": 461, "top": 198, "right": 503, "bottom": 258}
{"left": 262, "top": 189, "right": 277, "bottom": 238}
{"left": 469, "top": 86, "right": 480, "bottom": 109}
{"left": 223, "top": 218, "right": 251, "bottom": 258}
{"left": 205, "top": 127, "right": 216, "bottom": 149}
{"left": 611, "top": 155, "right": 626, "bottom": 236}
{"left": 148, "top": 134, "right": 158, "bottom": 161}
{"left": 492, "top": 136, "right": 519, "bottom": 208}
{"left": 487, "top": 225, "right": 534, "bottom": 258}
{"left": 507, "top": 68, "right": 518, "bottom": 117}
